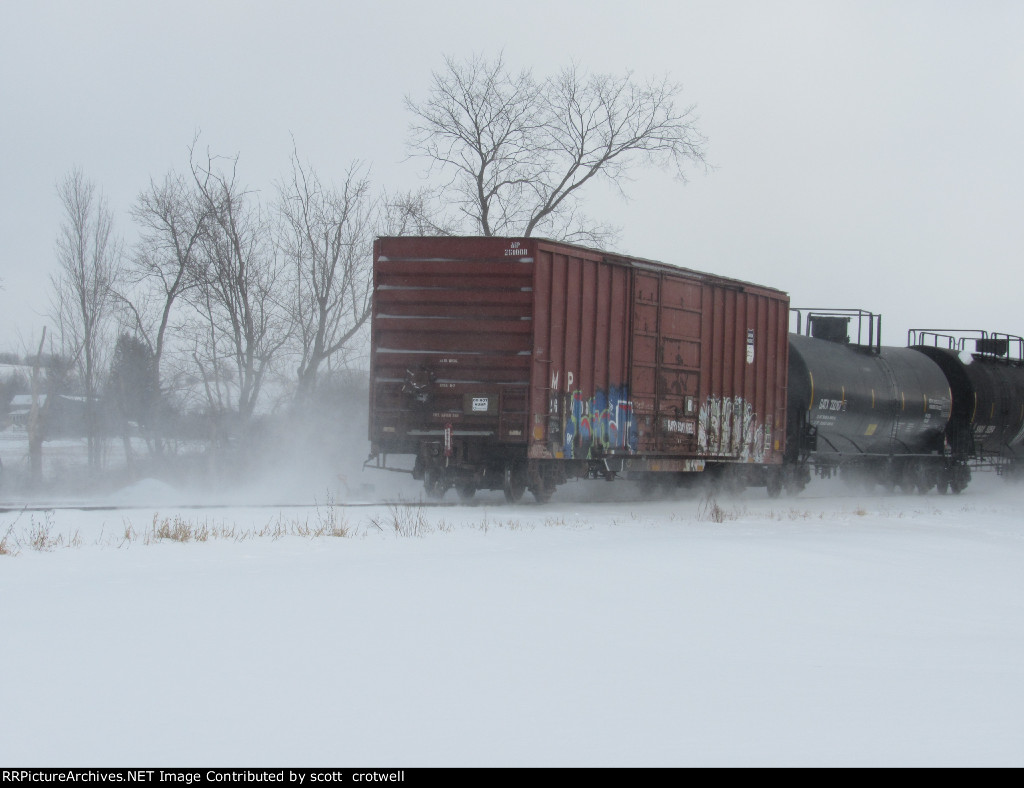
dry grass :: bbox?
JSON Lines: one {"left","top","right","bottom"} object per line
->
{"left": 1, "top": 495, "right": 968, "bottom": 557}
{"left": 151, "top": 513, "right": 211, "bottom": 542}
{"left": 0, "top": 524, "right": 16, "bottom": 556}
{"left": 2, "top": 511, "right": 84, "bottom": 553}
{"left": 696, "top": 494, "right": 746, "bottom": 523}
{"left": 1, "top": 495, "right": 355, "bottom": 556}
{"left": 366, "top": 502, "right": 556, "bottom": 537}
{"left": 368, "top": 503, "right": 431, "bottom": 537}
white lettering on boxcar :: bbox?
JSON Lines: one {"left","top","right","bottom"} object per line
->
{"left": 663, "top": 418, "right": 696, "bottom": 435}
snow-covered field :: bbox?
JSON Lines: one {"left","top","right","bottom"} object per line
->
{"left": 2, "top": 470, "right": 1023, "bottom": 767}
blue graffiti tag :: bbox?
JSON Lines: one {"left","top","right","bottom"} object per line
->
{"left": 563, "top": 385, "right": 637, "bottom": 458}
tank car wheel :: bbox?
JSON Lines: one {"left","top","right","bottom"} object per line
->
{"left": 897, "top": 464, "right": 916, "bottom": 494}
{"left": 951, "top": 465, "right": 971, "bottom": 495}
{"left": 900, "top": 461, "right": 928, "bottom": 494}
{"left": 915, "top": 462, "right": 937, "bottom": 495}
{"left": 1002, "top": 462, "right": 1023, "bottom": 483}
{"left": 936, "top": 466, "right": 952, "bottom": 494}
{"left": 881, "top": 459, "right": 899, "bottom": 493}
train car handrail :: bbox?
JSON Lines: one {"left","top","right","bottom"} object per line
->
{"left": 908, "top": 329, "right": 1024, "bottom": 363}
{"left": 790, "top": 308, "right": 882, "bottom": 353}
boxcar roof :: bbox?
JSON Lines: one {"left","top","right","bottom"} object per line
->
{"left": 374, "top": 235, "right": 789, "bottom": 298}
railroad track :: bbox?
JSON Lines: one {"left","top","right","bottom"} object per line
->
{"left": 0, "top": 499, "right": 464, "bottom": 514}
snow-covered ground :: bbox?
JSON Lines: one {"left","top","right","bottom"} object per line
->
{"left": 2, "top": 470, "right": 1023, "bottom": 767}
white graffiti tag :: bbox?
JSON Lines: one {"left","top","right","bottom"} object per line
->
{"left": 697, "top": 396, "right": 767, "bottom": 461}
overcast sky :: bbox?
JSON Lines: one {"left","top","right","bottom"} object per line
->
{"left": 1, "top": 0, "right": 1021, "bottom": 353}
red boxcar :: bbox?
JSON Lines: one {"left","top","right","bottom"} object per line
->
{"left": 368, "top": 237, "right": 789, "bottom": 501}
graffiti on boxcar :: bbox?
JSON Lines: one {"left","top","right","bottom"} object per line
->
{"left": 697, "top": 395, "right": 768, "bottom": 461}
{"left": 561, "top": 384, "right": 638, "bottom": 458}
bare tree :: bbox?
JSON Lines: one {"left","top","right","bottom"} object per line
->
{"left": 405, "top": 53, "right": 708, "bottom": 245}
{"left": 51, "top": 168, "right": 123, "bottom": 471}
{"left": 126, "top": 171, "right": 208, "bottom": 383}
{"left": 276, "top": 153, "right": 376, "bottom": 404}
{"left": 188, "top": 149, "right": 290, "bottom": 431}
{"left": 122, "top": 170, "right": 209, "bottom": 453}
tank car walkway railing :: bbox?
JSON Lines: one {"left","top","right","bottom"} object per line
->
{"left": 790, "top": 308, "right": 882, "bottom": 354}
{"left": 908, "top": 329, "right": 1024, "bottom": 364}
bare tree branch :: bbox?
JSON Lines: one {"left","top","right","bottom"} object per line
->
{"left": 127, "top": 167, "right": 209, "bottom": 375}
{"left": 276, "top": 150, "right": 376, "bottom": 402}
{"left": 187, "top": 147, "right": 290, "bottom": 429}
{"left": 405, "top": 54, "right": 708, "bottom": 246}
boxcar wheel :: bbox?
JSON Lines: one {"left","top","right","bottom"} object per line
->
{"left": 530, "top": 482, "right": 554, "bottom": 504}
{"left": 424, "top": 469, "right": 445, "bottom": 500}
{"left": 503, "top": 466, "right": 526, "bottom": 504}
{"left": 456, "top": 483, "right": 476, "bottom": 501}
{"left": 783, "top": 465, "right": 808, "bottom": 496}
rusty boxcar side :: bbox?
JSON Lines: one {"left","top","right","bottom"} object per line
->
{"left": 368, "top": 236, "right": 789, "bottom": 501}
